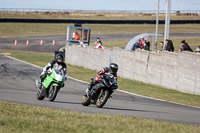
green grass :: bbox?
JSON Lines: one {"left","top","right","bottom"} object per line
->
{"left": 1, "top": 101, "right": 200, "bottom": 133}
{"left": 0, "top": 23, "right": 73, "bottom": 36}
{"left": 0, "top": 23, "right": 200, "bottom": 37}
{"left": 1, "top": 49, "right": 200, "bottom": 107}
{"left": 86, "top": 23, "right": 200, "bottom": 34}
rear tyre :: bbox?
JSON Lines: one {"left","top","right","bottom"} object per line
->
{"left": 36, "top": 91, "right": 45, "bottom": 100}
{"left": 81, "top": 93, "right": 91, "bottom": 106}
{"left": 48, "top": 86, "right": 59, "bottom": 102}
{"left": 96, "top": 89, "right": 109, "bottom": 108}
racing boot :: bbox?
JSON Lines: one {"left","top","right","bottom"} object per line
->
{"left": 85, "top": 81, "right": 94, "bottom": 95}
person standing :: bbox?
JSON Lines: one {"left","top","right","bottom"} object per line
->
{"left": 165, "top": 39, "right": 174, "bottom": 52}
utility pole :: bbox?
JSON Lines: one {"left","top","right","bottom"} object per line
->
{"left": 164, "top": 0, "right": 171, "bottom": 47}
{"left": 155, "top": 0, "right": 160, "bottom": 52}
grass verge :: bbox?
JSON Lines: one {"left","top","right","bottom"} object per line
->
{"left": 1, "top": 101, "right": 200, "bottom": 133}
{"left": 0, "top": 23, "right": 200, "bottom": 37}
{"left": 0, "top": 49, "right": 200, "bottom": 107}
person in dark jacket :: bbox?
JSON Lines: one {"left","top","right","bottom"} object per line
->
{"left": 180, "top": 40, "right": 193, "bottom": 52}
{"left": 132, "top": 41, "right": 140, "bottom": 51}
{"left": 165, "top": 39, "right": 174, "bottom": 52}
{"left": 86, "top": 63, "right": 118, "bottom": 94}
{"left": 40, "top": 53, "right": 67, "bottom": 83}
{"left": 144, "top": 40, "right": 150, "bottom": 51}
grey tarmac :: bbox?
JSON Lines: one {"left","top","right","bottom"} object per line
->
{"left": 0, "top": 54, "right": 200, "bottom": 125}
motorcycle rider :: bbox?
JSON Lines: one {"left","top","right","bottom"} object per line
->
{"left": 40, "top": 53, "right": 67, "bottom": 87}
{"left": 86, "top": 63, "right": 118, "bottom": 95}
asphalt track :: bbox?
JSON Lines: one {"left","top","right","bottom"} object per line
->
{"left": 0, "top": 54, "right": 200, "bottom": 125}
{"left": 1, "top": 33, "right": 200, "bottom": 52}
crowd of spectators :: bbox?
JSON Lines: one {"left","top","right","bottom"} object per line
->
{"left": 132, "top": 37, "right": 150, "bottom": 51}
{"left": 132, "top": 37, "right": 200, "bottom": 54}
{"left": 80, "top": 35, "right": 199, "bottom": 54}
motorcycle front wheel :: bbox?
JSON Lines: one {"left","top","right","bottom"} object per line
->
{"left": 36, "top": 91, "right": 45, "bottom": 100}
{"left": 48, "top": 85, "right": 59, "bottom": 102}
{"left": 96, "top": 89, "right": 109, "bottom": 108}
{"left": 81, "top": 93, "right": 91, "bottom": 106}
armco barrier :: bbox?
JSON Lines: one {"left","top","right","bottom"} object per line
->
{"left": 65, "top": 45, "right": 200, "bottom": 95}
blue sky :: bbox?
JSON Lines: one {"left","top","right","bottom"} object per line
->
{"left": 0, "top": 0, "right": 200, "bottom": 11}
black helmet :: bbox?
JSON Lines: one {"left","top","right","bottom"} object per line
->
{"left": 55, "top": 53, "right": 64, "bottom": 63}
{"left": 109, "top": 63, "right": 118, "bottom": 75}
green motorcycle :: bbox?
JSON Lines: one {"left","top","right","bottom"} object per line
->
{"left": 35, "top": 64, "right": 66, "bottom": 102}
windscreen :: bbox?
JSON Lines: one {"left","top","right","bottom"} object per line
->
{"left": 54, "top": 64, "right": 64, "bottom": 76}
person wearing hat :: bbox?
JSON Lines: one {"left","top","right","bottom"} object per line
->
{"left": 139, "top": 37, "right": 146, "bottom": 49}
{"left": 180, "top": 40, "right": 193, "bottom": 52}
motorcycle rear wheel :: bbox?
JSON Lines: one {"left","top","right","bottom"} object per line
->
{"left": 96, "top": 89, "right": 109, "bottom": 108}
{"left": 48, "top": 86, "right": 58, "bottom": 102}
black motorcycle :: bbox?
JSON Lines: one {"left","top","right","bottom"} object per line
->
{"left": 81, "top": 73, "right": 118, "bottom": 108}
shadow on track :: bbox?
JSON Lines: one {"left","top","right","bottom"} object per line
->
{"left": 55, "top": 100, "right": 163, "bottom": 113}
{"left": 54, "top": 100, "right": 81, "bottom": 105}
{"left": 102, "top": 107, "right": 163, "bottom": 113}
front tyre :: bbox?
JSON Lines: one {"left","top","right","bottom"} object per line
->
{"left": 81, "top": 93, "right": 91, "bottom": 106}
{"left": 48, "top": 86, "right": 59, "bottom": 102}
{"left": 36, "top": 91, "right": 45, "bottom": 100}
{"left": 96, "top": 89, "right": 109, "bottom": 108}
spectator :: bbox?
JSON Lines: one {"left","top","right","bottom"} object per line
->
{"left": 195, "top": 46, "right": 200, "bottom": 54}
{"left": 158, "top": 41, "right": 164, "bottom": 53}
{"left": 139, "top": 37, "right": 150, "bottom": 51}
{"left": 132, "top": 41, "right": 140, "bottom": 51}
{"left": 75, "top": 32, "right": 80, "bottom": 40}
{"left": 79, "top": 40, "right": 88, "bottom": 48}
{"left": 95, "top": 38, "right": 104, "bottom": 49}
{"left": 144, "top": 40, "right": 150, "bottom": 51}
{"left": 139, "top": 37, "right": 145, "bottom": 49}
{"left": 165, "top": 39, "right": 174, "bottom": 52}
{"left": 180, "top": 40, "right": 193, "bottom": 52}
{"left": 160, "top": 41, "right": 166, "bottom": 50}
{"left": 178, "top": 48, "right": 182, "bottom": 52}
